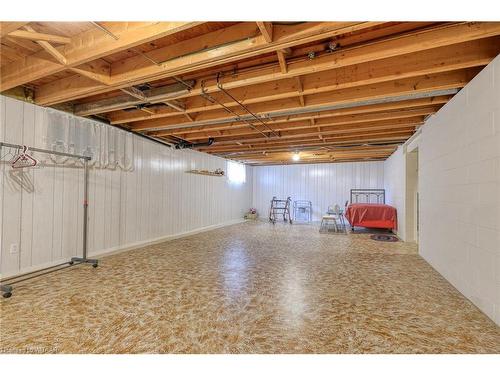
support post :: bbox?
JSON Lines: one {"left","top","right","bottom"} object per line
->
{"left": 0, "top": 143, "right": 13, "bottom": 297}
{"left": 70, "top": 158, "right": 98, "bottom": 267}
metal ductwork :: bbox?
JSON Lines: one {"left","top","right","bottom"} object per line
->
{"left": 175, "top": 138, "right": 214, "bottom": 149}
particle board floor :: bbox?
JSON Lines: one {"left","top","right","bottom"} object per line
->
{"left": 1, "top": 221, "right": 499, "bottom": 354}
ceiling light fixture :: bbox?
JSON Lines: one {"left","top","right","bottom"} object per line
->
{"left": 292, "top": 152, "right": 300, "bottom": 161}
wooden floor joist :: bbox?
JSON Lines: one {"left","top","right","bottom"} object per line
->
{"left": 1, "top": 21, "right": 499, "bottom": 164}
{"left": 0, "top": 22, "right": 29, "bottom": 37}
{"left": 106, "top": 37, "right": 499, "bottom": 126}
{"left": 177, "top": 108, "right": 435, "bottom": 142}
{"left": 35, "top": 22, "right": 382, "bottom": 106}
{"left": 149, "top": 96, "right": 451, "bottom": 137}
{"left": 199, "top": 133, "right": 414, "bottom": 154}
{"left": 1, "top": 22, "right": 205, "bottom": 91}
{"left": 129, "top": 68, "right": 477, "bottom": 131}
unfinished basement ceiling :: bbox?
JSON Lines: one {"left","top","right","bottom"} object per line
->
{"left": 1, "top": 21, "right": 500, "bottom": 165}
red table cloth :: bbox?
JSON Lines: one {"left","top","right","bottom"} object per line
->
{"left": 345, "top": 203, "right": 397, "bottom": 230}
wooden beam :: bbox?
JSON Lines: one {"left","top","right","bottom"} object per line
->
{"left": 225, "top": 146, "right": 397, "bottom": 159}
{"left": 244, "top": 158, "right": 391, "bottom": 166}
{"left": 256, "top": 22, "right": 273, "bottom": 43}
{"left": 22, "top": 26, "right": 67, "bottom": 65}
{"left": 184, "top": 113, "right": 195, "bottom": 122}
{"left": 179, "top": 107, "right": 436, "bottom": 140}
{"left": 68, "top": 59, "right": 112, "bottom": 85}
{"left": 204, "top": 134, "right": 412, "bottom": 152}
{"left": 235, "top": 151, "right": 396, "bottom": 163}
{"left": 120, "top": 87, "right": 147, "bottom": 101}
{"left": 178, "top": 25, "right": 499, "bottom": 100}
{"left": 0, "top": 22, "right": 204, "bottom": 91}
{"left": 178, "top": 108, "right": 435, "bottom": 141}
{"left": 225, "top": 144, "right": 397, "bottom": 155}
{"left": 46, "top": 21, "right": 500, "bottom": 109}
{"left": 239, "top": 151, "right": 393, "bottom": 159}
{"left": 295, "top": 76, "right": 303, "bottom": 93}
{"left": 276, "top": 50, "right": 287, "bottom": 73}
{"left": 139, "top": 107, "right": 155, "bottom": 115}
{"left": 240, "top": 157, "right": 392, "bottom": 164}
{"left": 33, "top": 22, "right": 384, "bottom": 105}
{"left": 240, "top": 152, "right": 394, "bottom": 160}
{"left": 106, "top": 37, "right": 499, "bottom": 125}
{"left": 189, "top": 117, "right": 423, "bottom": 145}
{"left": 129, "top": 68, "right": 476, "bottom": 131}
{"left": 248, "top": 158, "right": 391, "bottom": 166}
{"left": 295, "top": 76, "right": 304, "bottom": 106}
{"left": 203, "top": 140, "right": 407, "bottom": 157}
{"left": 200, "top": 133, "right": 412, "bottom": 153}
{"left": 7, "top": 29, "right": 71, "bottom": 44}
{"left": 151, "top": 96, "right": 449, "bottom": 137}
{"left": 74, "top": 81, "right": 194, "bottom": 116}
{"left": 0, "top": 22, "right": 29, "bottom": 37}
{"left": 192, "top": 127, "right": 418, "bottom": 150}
{"left": 215, "top": 144, "right": 399, "bottom": 157}
{"left": 34, "top": 40, "right": 67, "bottom": 65}
{"left": 164, "top": 100, "right": 186, "bottom": 112}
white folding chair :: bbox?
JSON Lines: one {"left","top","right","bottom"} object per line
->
{"left": 334, "top": 204, "right": 347, "bottom": 230}
{"left": 320, "top": 205, "right": 339, "bottom": 232}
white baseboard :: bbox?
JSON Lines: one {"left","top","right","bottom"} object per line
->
{"left": 89, "top": 218, "right": 246, "bottom": 259}
{"left": 1, "top": 218, "right": 246, "bottom": 281}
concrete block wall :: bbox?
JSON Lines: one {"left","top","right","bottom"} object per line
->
{"left": 418, "top": 55, "right": 500, "bottom": 324}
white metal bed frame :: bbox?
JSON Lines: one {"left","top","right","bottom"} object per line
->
{"left": 350, "top": 189, "right": 386, "bottom": 204}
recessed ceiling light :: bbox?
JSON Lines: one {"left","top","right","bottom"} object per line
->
{"left": 292, "top": 152, "right": 300, "bottom": 161}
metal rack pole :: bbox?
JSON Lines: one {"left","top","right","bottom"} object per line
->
{"left": 0, "top": 141, "right": 90, "bottom": 160}
{"left": 0, "top": 141, "right": 98, "bottom": 298}
{"left": 70, "top": 157, "right": 97, "bottom": 267}
{"left": 0, "top": 142, "right": 12, "bottom": 297}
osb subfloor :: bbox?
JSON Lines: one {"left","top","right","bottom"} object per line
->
{"left": 1, "top": 221, "right": 499, "bottom": 354}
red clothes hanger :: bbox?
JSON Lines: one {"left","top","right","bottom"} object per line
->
{"left": 11, "top": 146, "right": 38, "bottom": 169}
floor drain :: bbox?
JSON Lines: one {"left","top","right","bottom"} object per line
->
{"left": 370, "top": 234, "right": 399, "bottom": 242}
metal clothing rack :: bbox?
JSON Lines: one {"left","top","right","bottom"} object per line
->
{"left": 0, "top": 141, "right": 98, "bottom": 298}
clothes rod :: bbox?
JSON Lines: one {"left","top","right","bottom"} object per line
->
{"left": 0, "top": 141, "right": 91, "bottom": 160}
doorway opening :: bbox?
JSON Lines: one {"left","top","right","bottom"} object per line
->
{"left": 405, "top": 148, "right": 419, "bottom": 243}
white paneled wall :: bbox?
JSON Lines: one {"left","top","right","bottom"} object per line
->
{"left": 384, "top": 147, "right": 406, "bottom": 240}
{"left": 252, "top": 162, "right": 384, "bottom": 222}
{"left": 418, "top": 55, "right": 500, "bottom": 325}
{"left": 0, "top": 96, "right": 253, "bottom": 278}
